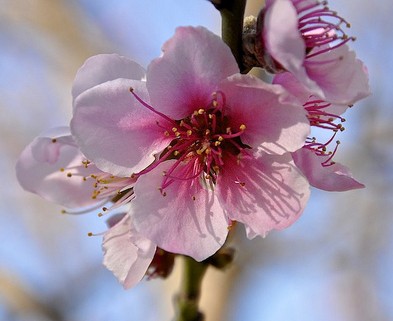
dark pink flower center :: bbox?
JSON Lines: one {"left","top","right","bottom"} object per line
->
{"left": 294, "top": 0, "right": 355, "bottom": 58}
{"left": 130, "top": 89, "right": 249, "bottom": 193}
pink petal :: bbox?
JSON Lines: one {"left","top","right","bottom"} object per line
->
{"left": 147, "top": 26, "right": 239, "bottom": 119}
{"left": 292, "top": 148, "right": 365, "bottom": 191}
{"left": 219, "top": 74, "right": 310, "bottom": 154}
{"left": 304, "top": 45, "right": 371, "bottom": 105}
{"left": 72, "top": 54, "right": 146, "bottom": 102}
{"left": 274, "top": 72, "right": 351, "bottom": 115}
{"left": 216, "top": 153, "right": 310, "bottom": 238}
{"left": 103, "top": 214, "right": 156, "bottom": 289}
{"left": 264, "top": 0, "right": 306, "bottom": 77}
{"left": 15, "top": 127, "right": 101, "bottom": 208}
{"left": 71, "top": 79, "right": 171, "bottom": 177}
{"left": 132, "top": 160, "right": 229, "bottom": 262}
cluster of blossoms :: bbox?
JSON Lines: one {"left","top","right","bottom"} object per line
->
{"left": 16, "top": 0, "right": 369, "bottom": 289}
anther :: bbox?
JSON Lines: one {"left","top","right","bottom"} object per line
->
{"left": 51, "top": 138, "right": 57, "bottom": 143}
{"left": 198, "top": 108, "right": 205, "bottom": 115}
{"left": 67, "top": 173, "right": 72, "bottom": 177}
{"left": 239, "top": 124, "right": 246, "bottom": 131}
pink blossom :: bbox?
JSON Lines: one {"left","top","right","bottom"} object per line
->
{"left": 15, "top": 127, "right": 160, "bottom": 288}
{"left": 259, "top": 0, "right": 370, "bottom": 104}
{"left": 71, "top": 26, "right": 311, "bottom": 261}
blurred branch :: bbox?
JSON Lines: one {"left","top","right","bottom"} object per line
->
{"left": 0, "top": 271, "right": 64, "bottom": 321}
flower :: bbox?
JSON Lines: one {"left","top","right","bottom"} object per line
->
{"left": 15, "top": 127, "right": 161, "bottom": 288}
{"left": 71, "top": 26, "right": 311, "bottom": 261}
{"left": 257, "top": 0, "right": 370, "bottom": 104}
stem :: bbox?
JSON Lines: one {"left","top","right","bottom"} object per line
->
{"left": 217, "top": 0, "right": 248, "bottom": 72}
{"left": 174, "top": 256, "right": 209, "bottom": 321}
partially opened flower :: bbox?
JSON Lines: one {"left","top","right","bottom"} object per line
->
{"left": 15, "top": 127, "right": 171, "bottom": 288}
{"left": 256, "top": 0, "right": 370, "bottom": 104}
{"left": 71, "top": 26, "right": 311, "bottom": 262}
{"left": 272, "top": 75, "right": 365, "bottom": 191}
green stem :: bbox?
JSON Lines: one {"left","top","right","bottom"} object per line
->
{"left": 218, "top": 0, "right": 248, "bottom": 72}
{"left": 174, "top": 256, "right": 209, "bottom": 321}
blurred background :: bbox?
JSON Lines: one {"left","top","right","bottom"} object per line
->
{"left": 1, "top": 0, "right": 392, "bottom": 320}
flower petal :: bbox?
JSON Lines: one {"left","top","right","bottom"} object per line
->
{"left": 219, "top": 74, "right": 310, "bottom": 154}
{"left": 15, "top": 127, "right": 100, "bottom": 208}
{"left": 273, "top": 72, "right": 351, "bottom": 115}
{"left": 292, "top": 148, "right": 365, "bottom": 191}
{"left": 71, "top": 78, "right": 171, "bottom": 177}
{"left": 216, "top": 153, "right": 310, "bottom": 238}
{"left": 147, "top": 26, "right": 239, "bottom": 119}
{"left": 72, "top": 54, "right": 146, "bottom": 102}
{"left": 304, "top": 45, "right": 371, "bottom": 105}
{"left": 264, "top": 0, "right": 306, "bottom": 76}
{"left": 103, "top": 214, "right": 156, "bottom": 289}
{"left": 132, "top": 160, "right": 229, "bottom": 262}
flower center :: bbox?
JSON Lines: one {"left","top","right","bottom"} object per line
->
{"left": 130, "top": 89, "right": 248, "bottom": 192}
{"left": 295, "top": 0, "right": 355, "bottom": 58}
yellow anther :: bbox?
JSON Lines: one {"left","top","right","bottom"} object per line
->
{"left": 205, "top": 129, "right": 211, "bottom": 135}
{"left": 98, "top": 213, "right": 103, "bottom": 217}
{"left": 61, "top": 210, "right": 66, "bottom": 214}
{"left": 164, "top": 131, "right": 170, "bottom": 136}
{"left": 205, "top": 148, "right": 211, "bottom": 155}
{"left": 214, "top": 141, "right": 221, "bottom": 146}
{"left": 87, "top": 232, "right": 93, "bottom": 237}
{"left": 226, "top": 127, "right": 231, "bottom": 134}
{"left": 174, "top": 151, "right": 180, "bottom": 156}
{"left": 172, "top": 127, "right": 178, "bottom": 132}
{"left": 187, "top": 130, "right": 192, "bottom": 136}
{"left": 239, "top": 124, "right": 246, "bottom": 131}
{"left": 212, "top": 100, "right": 218, "bottom": 107}
{"left": 198, "top": 108, "right": 205, "bottom": 115}
{"left": 60, "top": 168, "right": 65, "bottom": 172}
{"left": 218, "top": 136, "right": 224, "bottom": 142}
